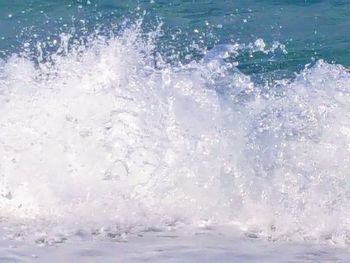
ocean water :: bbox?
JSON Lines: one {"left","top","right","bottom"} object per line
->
{"left": 1, "top": 0, "right": 350, "bottom": 261}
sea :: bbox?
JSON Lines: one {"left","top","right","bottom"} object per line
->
{"left": 1, "top": 1, "right": 350, "bottom": 262}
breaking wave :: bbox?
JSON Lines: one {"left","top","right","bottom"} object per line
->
{"left": 1, "top": 23, "right": 350, "bottom": 246}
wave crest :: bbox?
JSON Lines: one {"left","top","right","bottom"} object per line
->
{"left": 1, "top": 24, "right": 350, "bottom": 245}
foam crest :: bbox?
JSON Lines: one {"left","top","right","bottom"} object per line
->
{"left": 0, "top": 25, "right": 245, "bottom": 241}
{"left": 1, "top": 24, "right": 350, "bottom": 245}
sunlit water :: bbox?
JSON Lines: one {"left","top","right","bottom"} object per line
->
{"left": 1, "top": 1, "right": 350, "bottom": 261}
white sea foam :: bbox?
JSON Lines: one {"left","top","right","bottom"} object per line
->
{"left": 1, "top": 24, "right": 350, "bottom": 245}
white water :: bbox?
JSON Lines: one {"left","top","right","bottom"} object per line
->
{"left": 1, "top": 25, "right": 350, "bottom": 248}
{"left": 2, "top": 227, "right": 350, "bottom": 263}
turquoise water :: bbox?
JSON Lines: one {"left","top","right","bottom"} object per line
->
{"left": 1, "top": 1, "right": 350, "bottom": 73}
{"left": 2, "top": 0, "right": 350, "bottom": 249}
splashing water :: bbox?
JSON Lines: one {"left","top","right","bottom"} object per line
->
{"left": 1, "top": 23, "right": 350, "bottom": 246}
